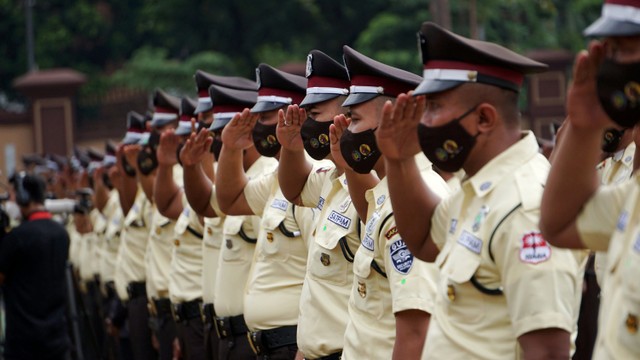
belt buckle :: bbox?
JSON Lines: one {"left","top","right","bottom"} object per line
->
{"left": 199, "top": 303, "right": 207, "bottom": 324}
{"left": 247, "top": 331, "right": 262, "bottom": 355}
{"left": 148, "top": 299, "right": 157, "bottom": 317}
{"left": 171, "top": 303, "right": 180, "bottom": 323}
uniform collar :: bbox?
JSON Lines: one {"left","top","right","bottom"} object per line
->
{"left": 337, "top": 171, "right": 349, "bottom": 191}
{"left": 613, "top": 142, "right": 636, "bottom": 167}
{"left": 28, "top": 211, "right": 52, "bottom": 221}
{"left": 466, "top": 131, "right": 540, "bottom": 197}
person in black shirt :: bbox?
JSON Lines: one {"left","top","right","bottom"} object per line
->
{"left": 0, "top": 173, "right": 70, "bottom": 360}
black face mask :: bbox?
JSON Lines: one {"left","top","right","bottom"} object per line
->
{"left": 148, "top": 131, "right": 161, "bottom": 152}
{"left": 340, "top": 128, "right": 381, "bottom": 174}
{"left": 102, "top": 171, "right": 113, "bottom": 189}
{"left": 121, "top": 154, "right": 136, "bottom": 177}
{"left": 601, "top": 127, "right": 626, "bottom": 153}
{"left": 301, "top": 117, "right": 332, "bottom": 160}
{"left": 252, "top": 122, "right": 281, "bottom": 157}
{"left": 597, "top": 59, "right": 640, "bottom": 128}
{"left": 210, "top": 135, "right": 223, "bottom": 160}
{"left": 137, "top": 145, "right": 158, "bottom": 176}
{"left": 417, "top": 105, "right": 479, "bottom": 173}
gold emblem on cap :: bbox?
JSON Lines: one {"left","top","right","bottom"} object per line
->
{"left": 467, "top": 71, "right": 478, "bottom": 81}
{"left": 357, "top": 281, "right": 367, "bottom": 298}
{"left": 267, "top": 232, "right": 274, "bottom": 243}
{"left": 320, "top": 253, "right": 331, "bottom": 266}
{"left": 447, "top": 284, "right": 456, "bottom": 301}
{"left": 626, "top": 313, "right": 638, "bottom": 334}
{"left": 174, "top": 239, "right": 180, "bottom": 247}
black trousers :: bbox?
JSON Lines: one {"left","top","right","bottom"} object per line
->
{"left": 204, "top": 321, "right": 219, "bottom": 360}
{"left": 256, "top": 344, "right": 298, "bottom": 360}
{"left": 149, "top": 312, "right": 177, "bottom": 360}
{"left": 177, "top": 317, "right": 207, "bottom": 360}
{"left": 127, "top": 296, "right": 157, "bottom": 360}
{"left": 573, "top": 254, "right": 600, "bottom": 360}
{"left": 218, "top": 333, "right": 254, "bottom": 360}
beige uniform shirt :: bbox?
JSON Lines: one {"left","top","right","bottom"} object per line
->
{"left": 145, "top": 206, "right": 174, "bottom": 299}
{"left": 202, "top": 216, "right": 223, "bottom": 304}
{"left": 99, "top": 190, "right": 123, "bottom": 284}
{"left": 577, "top": 172, "right": 640, "bottom": 359}
{"left": 296, "top": 165, "right": 360, "bottom": 358}
{"left": 114, "top": 189, "right": 153, "bottom": 301}
{"left": 67, "top": 217, "right": 81, "bottom": 268}
{"left": 342, "top": 154, "right": 449, "bottom": 360}
{"left": 243, "top": 169, "right": 318, "bottom": 330}
{"left": 169, "top": 197, "right": 204, "bottom": 303}
{"left": 423, "top": 132, "right": 583, "bottom": 359}
{"left": 595, "top": 142, "right": 636, "bottom": 285}
{"left": 212, "top": 156, "right": 277, "bottom": 316}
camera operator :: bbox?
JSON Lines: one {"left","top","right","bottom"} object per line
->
{"left": 0, "top": 173, "right": 71, "bottom": 360}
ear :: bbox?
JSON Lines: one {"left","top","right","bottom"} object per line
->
{"left": 476, "top": 103, "right": 498, "bottom": 133}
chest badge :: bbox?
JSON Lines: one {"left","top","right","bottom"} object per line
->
{"left": 357, "top": 282, "right": 367, "bottom": 298}
{"left": 226, "top": 239, "right": 233, "bottom": 249}
{"left": 320, "top": 253, "right": 331, "bottom": 266}
{"left": 472, "top": 205, "right": 489, "bottom": 232}
{"left": 447, "top": 284, "right": 456, "bottom": 301}
{"left": 626, "top": 313, "right": 638, "bottom": 334}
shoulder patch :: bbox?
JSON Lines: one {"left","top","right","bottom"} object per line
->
{"left": 385, "top": 226, "right": 398, "bottom": 240}
{"left": 270, "top": 198, "right": 288, "bottom": 211}
{"left": 362, "top": 233, "right": 374, "bottom": 251}
{"left": 390, "top": 239, "right": 414, "bottom": 274}
{"left": 519, "top": 232, "right": 551, "bottom": 264}
{"left": 317, "top": 196, "right": 325, "bottom": 210}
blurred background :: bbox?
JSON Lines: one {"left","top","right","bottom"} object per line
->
{"left": 0, "top": 0, "right": 602, "bottom": 177}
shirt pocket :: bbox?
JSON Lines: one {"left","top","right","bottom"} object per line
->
{"left": 439, "top": 241, "right": 486, "bottom": 324}
{"left": 222, "top": 217, "right": 253, "bottom": 263}
{"left": 258, "top": 206, "right": 290, "bottom": 262}
{"left": 351, "top": 247, "right": 385, "bottom": 319}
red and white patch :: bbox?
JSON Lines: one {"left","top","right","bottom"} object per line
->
{"left": 519, "top": 232, "right": 551, "bottom": 264}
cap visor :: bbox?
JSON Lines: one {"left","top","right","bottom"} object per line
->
{"left": 122, "top": 133, "right": 142, "bottom": 145}
{"left": 413, "top": 79, "right": 464, "bottom": 96}
{"left": 250, "top": 101, "right": 287, "bottom": 113}
{"left": 342, "top": 93, "right": 379, "bottom": 107}
{"left": 299, "top": 93, "right": 340, "bottom": 108}
{"left": 137, "top": 133, "right": 150, "bottom": 145}
{"left": 150, "top": 118, "right": 177, "bottom": 128}
{"left": 210, "top": 117, "right": 232, "bottom": 132}
{"left": 194, "top": 102, "right": 213, "bottom": 114}
{"left": 584, "top": 17, "right": 640, "bottom": 37}
{"left": 174, "top": 123, "right": 192, "bottom": 136}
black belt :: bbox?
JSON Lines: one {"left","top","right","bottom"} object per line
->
{"left": 127, "top": 281, "right": 147, "bottom": 299}
{"left": 307, "top": 352, "right": 342, "bottom": 360}
{"left": 248, "top": 325, "right": 297, "bottom": 355}
{"left": 215, "top": 314, "right": 248, "bottom": 339}
{"left": 153, "top": 298, "right": 173, "bottom": 317}
{"left": 105, "top": 281, "right": 117, "bottom": 299}
{"left": 173, "top": 299, "right": 202, "bottom": 323}
{"left": 201, "top": 303, "right": 216, "bottom": 324}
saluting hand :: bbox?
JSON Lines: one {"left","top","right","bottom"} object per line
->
{"left": 377, "top": 92, "right": 423, "bottom": 161}
{"left": 329, "top": 114, "right": 351, "bottom": 170}
{"left": 157, "top": 129, "right": 179, "bottom": 166}
{"left": 221, "top": 108, "right": 257, "bottom": 151}
{"left": 566, "top": 40, "right": 612, "bottom": 131}
{"left": 276, "top": 104, "right": 305, "bottom": 151}
{"left": 180, "top": 123, "right": 213, "bottom": 167}
{"left": 123, "top": 144, "right": 141, "bottom": 168}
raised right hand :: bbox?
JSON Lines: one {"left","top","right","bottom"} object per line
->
{"left": 221, "top": 108, "right": 257, "bottom": 151}
{"left": 276, "top": 105, "right": 305, "bottom": 151}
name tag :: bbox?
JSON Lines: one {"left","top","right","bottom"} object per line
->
{"left": 362, "top": 233, "right": 374, "bottom": 251}
{"left": 457, "top": 230, "right": 482, "bottom": 254}
{"left": 271, "top": 199, "right": 288, "bottom": 211}
{"left": 317, "top": 196, "right": 325, "bottom": 210}
{"left": 366, "top": 211, "right": 381, "bottom": 236}
{"left": 327, "top": 211, "right": 351, "bottom": 229}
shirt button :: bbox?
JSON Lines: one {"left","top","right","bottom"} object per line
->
{"left": 447, "top": 284, "right": 456, "bottom": 301}
{"left": 174, "top": 239, "right": 180, "bottom": 247}
{"left": 267, "top": 233, "right": 274, "bottom": 243}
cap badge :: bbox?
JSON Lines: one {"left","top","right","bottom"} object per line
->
{"left": 255, "top": 68, "right": 261, "bottom": 88}
{"left": 467, "top": 71, "right": 478, "bottom": 82}
{"left": 306, "top": 54, "right": 313, "bottom": 78}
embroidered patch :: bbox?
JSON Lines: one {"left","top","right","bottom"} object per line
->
{"left": 271, "top": 198, "right": 288, "bottom": 211}
{"left": 617, "top": 210, "right": 629, "bottom": 232}
{"left": 376, "top": 195, "right": 386, "bottom": 206}
{"left": 634, "top": 232, "right": 640, "bottom": 253}
{"left": 182, "top": 207, "right": 190, "bottom": 216}
{"left": 449, "top": 219, "right": 458, "bottom": 234}
{"left": 390, "top": 239, "right": 414, "bottom": 274}
{"left": 457, "top": 230, "right": 482, "bottom": 254}
{"left": 385, "top": 226, "right": 398, "bottom": 240}
{"left": 327, "top": 210, "right": 351, "bottom": 229}
{"left": 316, "top": 166, "right": 331, "bottom": 174}
{"left": 362, "top": 233, "right": 374, "bottom": 251}
{"left": 338, "top": 198, "right": 351, "bottom": 213}
{"left": 317, "top": 196, "right": 325, "bottom": 210}
{"left": 519, "top": 232, "right": 551, "bottom": 264}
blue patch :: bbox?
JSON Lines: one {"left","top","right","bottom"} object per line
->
{"left": 376, "top": 195, "right": 386, "bottom": 206}
{"left": 479, "top": 181, "right": 491, "bottom": 191}
{"left": 183, "top": 207, "right": 190, "bottom": 216}
{"left": 317, "top": 196, "right": 325, "bottom": 210}
{"left": 362, "top": 234, "right": 374, "bottom": 251}
{"left": 271, "top": 198, "right": 288, "bottom": 211}
{"left": 457, "top": 230, "right": 483, "bottom": 254}
{"left": 634, "top": 232, "right": 640, "bottom": 253}
{"left": 617, "top": 211, "right": 629, "bottom": 232}
{"left": 327, "top": 210, "right": 351, "bottom": 229}
{"left": 390, "top": 239, "right": 413, "bottom": 274}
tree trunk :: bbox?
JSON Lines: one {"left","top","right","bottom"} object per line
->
{"left": 430, "top": 0, "right": 451, "bottom": 30}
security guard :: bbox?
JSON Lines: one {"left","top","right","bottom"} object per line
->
{"left": 142, "top": 89, "right": 183, "bottom": 360}
{"left": 114, "top": 111, "right": 157, "bottom": 360}
{"left": 191, "top": 70, "right": 259, "bottom": 359}
{"left": 330, "top": 46, "right": 449, "bottom": 360}
{"left": 541, "top": 1, "right": 640, "bottom": 358}
{"left": 378, "top": 22, "right": 584, "bottom": 359}
{"left": 275, "top": 50, "right": 356, "bottom": 360}
{"left": 181, "top": 82, "right": 277, "bottom": 359}
{"left": 155, "top": 97, "right": 207, "bottom": 360}
{"left": 215, "top": 64, "right": 318, "bottom": 360}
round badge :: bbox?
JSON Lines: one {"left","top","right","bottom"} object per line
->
{"left": 318, "top": 133, "right": 329, "bottom": 144}
{"left": 624, "top": 81, "right": 640, "bottom": 103}
{"left": 260, "top": 139, "right": 269, "bottom": 148}
{"left": 435, "top": 148, "right": 448, "bottom": 161}
{"left": 310, "top": 138, "right": 320, "bottom": 148}
{"left": 267, "top": 134, "right": 277, "bottom": 145}
{"left": 359, "top": 144, "right": 371, "bottom": 156}
{"left": 443, "top": 140, "right": 459, "bottom": 154}
{"left": 611, "top": 91, "right": 627, "bottom": 110}
{"left": 351, "top": 150, "right": 361, "bottom": 161}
